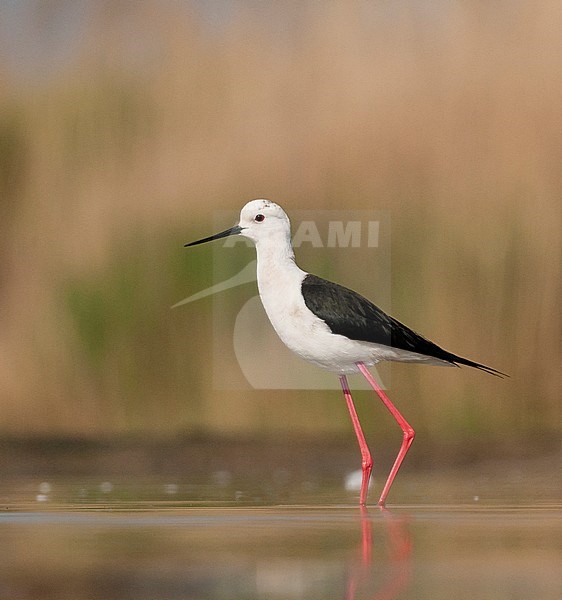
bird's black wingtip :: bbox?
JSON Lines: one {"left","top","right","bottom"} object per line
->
{"left": 453, "top": 358, "right": 508, "bottom": 378}
{"left": 473, "top": 364, "right": 508, "bottom": 378}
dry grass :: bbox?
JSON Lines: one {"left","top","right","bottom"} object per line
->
{"left": 0, "top": 2, "right": 560, "bottom": 451}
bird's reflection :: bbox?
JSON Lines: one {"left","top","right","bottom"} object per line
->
{"left": 345, "top": 507, "right": 412, "bottom": 600}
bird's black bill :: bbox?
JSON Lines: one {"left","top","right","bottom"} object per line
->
{"left": 184, "top": 225, "right": 243, "bottom": 247}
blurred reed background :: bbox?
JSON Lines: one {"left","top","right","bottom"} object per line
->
{"left": 0, "top": 1, "right": 560, "bottom": 468}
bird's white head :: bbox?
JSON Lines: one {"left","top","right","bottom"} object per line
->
{"left": 185, "top": 199, "right": 292, "bottom": 250}
{"left": 237, "top": 199, "right": 291, "bottom": 245}
{"left": 185, "top": 198, "right": 294, "bottom": 262}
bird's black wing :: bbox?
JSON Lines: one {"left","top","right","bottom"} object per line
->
{"left": 301, "top": 274, "right": 505, "bottom": 377}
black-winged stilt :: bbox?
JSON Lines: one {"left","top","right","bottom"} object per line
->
{"left": 185, "top": 199, "right": 504, "bottom": 506}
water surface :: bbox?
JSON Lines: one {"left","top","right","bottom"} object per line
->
{"left": 1, "top": 503, "right": 560, "bottom": 599}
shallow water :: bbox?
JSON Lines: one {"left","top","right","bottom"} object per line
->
{"left": 1, "top": 502, "right": 560, "bottom": 600}
{"left": 1, "top": 450, "right": 560, "bottom": 599}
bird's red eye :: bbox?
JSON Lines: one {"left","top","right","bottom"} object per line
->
{"left": 254, "top": 214, "right": 265, "bottom": 222}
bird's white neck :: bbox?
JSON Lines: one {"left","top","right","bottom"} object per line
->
{"left": 254, "top": 232, "right": 304, "bottom": 289}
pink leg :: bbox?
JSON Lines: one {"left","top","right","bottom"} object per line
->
{"left": 339, "top": 374, "right": 373, "bottom": 506}
{"left": 356, "top": 362, "right": 415, "bottom": 507}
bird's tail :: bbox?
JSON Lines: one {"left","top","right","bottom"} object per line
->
{"left": 450, "top": 355, "right": 508, "bottom": 378}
